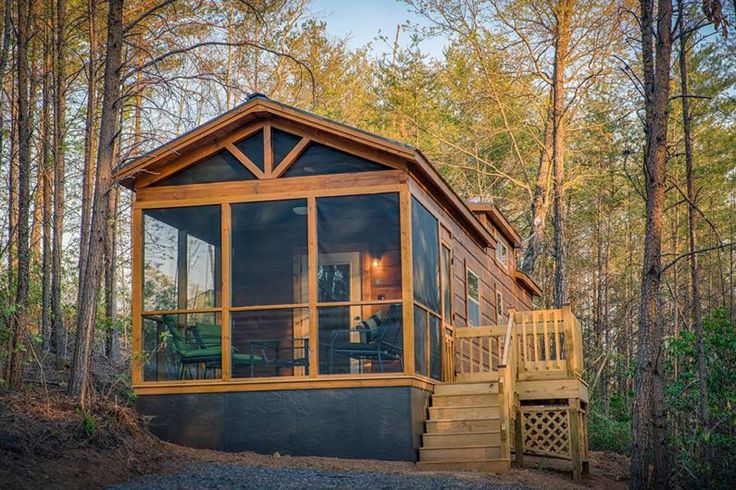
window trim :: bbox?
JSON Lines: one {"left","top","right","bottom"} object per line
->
{"left": 135, "top": 189, "right": 407, "bottom": 386}
{"left": 495, "top": 238, "right": 509, "bottom": 270}
{"left": 496, "top": 288, "right": 504, "bottom": 326}
{"left": 466, "top": 267, "right": 481, "bottom": 327}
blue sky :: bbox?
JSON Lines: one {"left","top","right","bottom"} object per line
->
{"left": 310, "top": 0, "right": 448, "bottom": 59}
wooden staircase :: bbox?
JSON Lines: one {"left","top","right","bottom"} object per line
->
{"left": 417, "top": 380, "right": 510, "bottom": 473}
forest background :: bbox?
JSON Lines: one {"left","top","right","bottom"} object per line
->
{"left": 0, "top": 0, "right": 734, "bottom": 488}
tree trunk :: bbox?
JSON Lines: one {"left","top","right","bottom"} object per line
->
{"left": 631, "top": 0, "right": 673, "bottom": 487}
{"left": 551, "top": 0, "right": 573, "bottom": 308}
{"left": 104, "top": 185, "right": 119, "bottom": 362}
{"left": 68, "top": 0, "right": 124, "bottom": 405}
{"left": 40, "top": 0, "right": 53, "bottom": 349}
{"left": 79, "top": 0, "right": 97, "bottom": 285}
{"left": 7, "top": 0, "right": 31, "bottom": 389}
{"left": 678, "top": 0, "right": 710, "bottom": 477}
{"left": 521, "top": 99, "right": 553, "bottom": 278}
{"left": 51, "top": 0, "right": 66, "bottom": 370}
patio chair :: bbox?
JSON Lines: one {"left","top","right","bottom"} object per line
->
{"left": 161, "top": 316, "right": 263, "bottom": 379}
{"left": 327, "top": 304, "right": 403, "bottom": 373}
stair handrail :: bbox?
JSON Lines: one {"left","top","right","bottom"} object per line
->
{"left": 500, "top": 309, "right": 514, "bottom": 367}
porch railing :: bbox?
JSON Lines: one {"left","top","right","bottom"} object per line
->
{"left": 449, "top": 305, "right": 583, "bottom": 383}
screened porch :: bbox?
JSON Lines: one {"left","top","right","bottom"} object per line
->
{"left": 138, "top": 189, "right": 446, "bottom": 385}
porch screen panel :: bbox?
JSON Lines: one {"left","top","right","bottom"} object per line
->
{"left": 143, "top": 205, "right": 221, "bottom": 311}
{"left": 231, "top": 199, "right": 308, "bottom": 306}
{"left": 316, "top": 193, "right": 402, "bottom": 302}
{"left": 231, "top": 309, "right": 309, "bottom": 378}
{"left": 234, "top": 129, "right": 265, "bottom": 172}
{"left": 141, "top": 205, "right": 222, "bottom": 382}
{"left": 142, "top": 313, "right": 221, "bottom": 382}
{"left": 413, "top": 306, "right": 428, "bottom": 376}
{"left": 318, "top": 303, "right": 403, "bottom": 375}
{"left": 411, "top": 197, "right": 442, "bottom": 379}
{"left": 284, "top": 143, "right": 390, "bottom": 177}
{"left": 411, "top": 198, "right": 440, "bottom": 312}
{"left": 315, "top": 193, "right": 403, "bottom": 375}
{"left": 152, "top": 150, "right": 256, "bottom": 186}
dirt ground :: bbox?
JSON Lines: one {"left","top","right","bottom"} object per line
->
{"left": 0, "top": 389, "right": 629, "bottom": 489}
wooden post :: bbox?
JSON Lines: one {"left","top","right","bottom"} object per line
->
{"left": 307, "top": 197, "right": 318, "bottom": 377}
{"left": 569, "top": 397, "right": 583, "bottom": 481}
{"left": 221, "top": 204, "right": 231, "bottom": 381}
{"left": 400, "top": 186, "right": 415, "bottom": 375}
{"left": 514, "top": 406, "right": 524, "bottom": 464}
{"left": 562, "top": 303, "right": 575, "bottom": 378}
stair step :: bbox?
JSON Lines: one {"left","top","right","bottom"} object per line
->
{"left": 428, "top": 405, "right": 499, "bottom": 421}
{"left": 423, "top": 431, "right": 501, "bottom": 448}
{"left": 431, "top": 393, "right": 499, "bottom": 408}
{"left": 433, "top": 382, "right": 498, "bottom": 396}
{"left": 419, "top": 444, "right": 503, "bottom": 462}
{"left": 426, "top": 418, "right": 500, "bottom": 433}
{"left": 417, "top": 459, "right": 510, "bottom": 474}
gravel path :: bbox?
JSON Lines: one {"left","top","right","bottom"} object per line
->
{"left": 112, "top": 462, "right": 528, "bottom": 489}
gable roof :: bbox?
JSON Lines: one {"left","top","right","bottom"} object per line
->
{"left": 116, "top": 94, "right": 511, "bottom": 249}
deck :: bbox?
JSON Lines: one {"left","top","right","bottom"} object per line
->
{"left": 420, "top": 305, "right": 589, "bottom": 479}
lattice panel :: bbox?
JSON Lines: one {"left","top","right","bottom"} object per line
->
{"left": 521, "top": 407, "right": 570, "bottom": 458}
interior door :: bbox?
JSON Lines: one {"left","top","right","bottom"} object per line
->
{"left": 298, "top": 252, "right": 362, "bottom": 373}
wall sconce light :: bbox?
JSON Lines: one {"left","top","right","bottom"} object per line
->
{"left": 371, "top": 257, "right": 381, "bottom": 268}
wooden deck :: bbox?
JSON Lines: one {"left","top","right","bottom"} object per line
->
{"left": 420, "top": 305, "right": 589, "bottom": 480}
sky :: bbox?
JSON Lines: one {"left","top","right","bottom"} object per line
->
{"left": 310, "top": 0, "right": 449, "bottom": 59}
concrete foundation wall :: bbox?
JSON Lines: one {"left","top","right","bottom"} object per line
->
{"left": 137, "top": 386, "right": 431, "bottom": 461}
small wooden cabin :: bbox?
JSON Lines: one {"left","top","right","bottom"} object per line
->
{"left": 117, "top": 94, "right": 588, "bottom": 477}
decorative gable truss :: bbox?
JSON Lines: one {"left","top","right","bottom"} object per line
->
{"left": 139, "top": 122, "right": 396, "bottom": 189}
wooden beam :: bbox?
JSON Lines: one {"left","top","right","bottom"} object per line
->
{"left": 135, "top": 170, "right": 407, "bottom": 204}
{"left": 307, "top": 197, "right": 318, "bottom": 377}
{"left": 132, "top": 374, "right": 436, "bottom": 396}
{"left": 270, "top": 137, "right": 310, "bottom": 178}
{"left": 263, "top": 124, "right": 273, "bottom": 175}
{"left": 225, "top": 142, "right": 265, "bottom": 178}
{"left": 400, "top": 186, "right": 415, "bottom": 375}
{"left": 221, "top": 203, "right": 232, "bottom": 381}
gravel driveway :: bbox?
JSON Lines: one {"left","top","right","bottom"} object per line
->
{"left": 112, "top": 462, "right": 527, "bottom": 489}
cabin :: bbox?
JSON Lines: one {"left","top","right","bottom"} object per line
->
{"left": 117, "top": 94, "right": 589, "bottom": 479}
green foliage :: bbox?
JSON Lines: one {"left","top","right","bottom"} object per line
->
{"left": 666, "top": 309, "right": 736, "bottom": 488}
{"left": 587, "top": 394, "right": 632, "bottom": 454}
{"left": 79, "top": 410, "right": 96, "bottom": 438}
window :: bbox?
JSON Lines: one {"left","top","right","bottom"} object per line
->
{"left": 152, "top": 150, "right": 256, "bottom": 186}
{"left": 141, "top": 205, "right": 222, "bottom": 381}
{"left": 467, "top": 269, "right": 480, "bottom": 327}
{"left": 316, "top": 193, "right": 403, "bottom": 375}
{"left": 496, "top": 239, "right": 509, "bottom": 268}
{"left": 283, "top": 143, "right": 390, "bottom": 177}
{"left": 441, "top": 245, "right": 452, "bottom": 324}
{"left": 496, "top": 290, "right": 504, "bottom": 326}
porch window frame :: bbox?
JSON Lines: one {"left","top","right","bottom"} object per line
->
{"left": 132, "top": 182, "right": 413, "bottom": 387}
